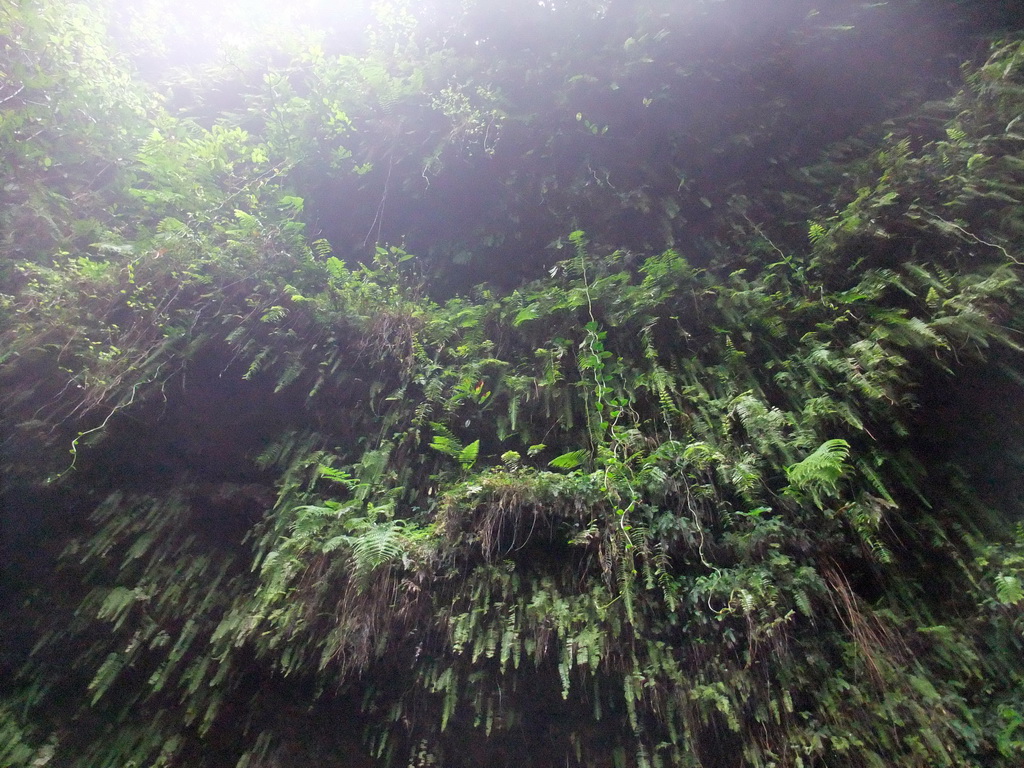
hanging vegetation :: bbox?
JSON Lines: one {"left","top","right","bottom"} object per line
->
{"left": 2, "top": 1, "right": 1024, "bottom": 767}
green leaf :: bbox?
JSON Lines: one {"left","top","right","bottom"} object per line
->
{"left": 458, "top": 439, "right": 480, "bottom": 470}
{"left": 995, "top": 574, "right": 1024, "bottom": 605}
{"left": 549, "top": 450, "right": 588, "bottom": 470}
{"left": 785, "top": 439, "right": 850, "bottom": 503}
{"left": 278, "top": 195, "right": 304, "bottom": 212}
{"left": 513, "top": 305, "right": 540, "bottom": 326}
{"left": 260, "top": 305, "right": 288, "bottom": 323}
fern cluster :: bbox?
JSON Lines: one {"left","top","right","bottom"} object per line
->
{"left": 3, "top": 11, "right": 1024, "bottom": 768}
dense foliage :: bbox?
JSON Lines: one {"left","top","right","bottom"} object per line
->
{"left": 3, "top": 1, "right": 1024, "bottom": 767}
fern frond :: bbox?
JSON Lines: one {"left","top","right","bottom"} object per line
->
{"left": 431, "top": 435, "right": 463, "bottom": 458}
{"left": 348, "top": 519, "right": 433, "bottom": 587}
{"left": 260, "top": 305, "right": 288, "bottom": 324}
{"left": 785, "top": 439, "right": 850, "bottom": 504}
{"left": 549, "top": 449, "right": 588, "bottom": 470}
{"left": 458, "top": 439, "right": 480, "bottom": 470}
{"left": 351, "top": 521, "right": 409, "bottom": 583}
{"left": 995, "top": 573, "right": 1024, "bottom": 605}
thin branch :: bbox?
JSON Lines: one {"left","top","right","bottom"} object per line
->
{"left": 0, "top": 83, "right": 26, "bottom": 106}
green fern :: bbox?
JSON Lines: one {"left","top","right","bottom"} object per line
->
{"left": 429, "top": 423, "right": 480, "bottom": 470}
{"left": 458, "top": 440, "right": 480, "bottom": 470}
{"left": 350, "top": 520, "right": 412, "bottom": 583}
{"left": 549, "top": 449, "right": 588, "bottom": 470}
{"left": 260, "top": 305, "right": 288, "bottom": 324}
{"left": 995, "top": 573, "right": 1024, "bottom": 605}
{"left": 808, "top": 221, "right": 828, "bottom": 245}
{"left": 785, "top": 439, "right": 851, "bottom": 504}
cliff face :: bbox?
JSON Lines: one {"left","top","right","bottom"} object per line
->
{"left": 3, "top": 3, "right": 1024, "bottom": 767}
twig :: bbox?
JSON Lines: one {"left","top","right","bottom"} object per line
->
{"left": 0, "top": 83, "right": 25, "bottom": 106}
{"left": 58, "top": 383, "right": 139, "bottom": 478}
{"left": 929, "top": 215, "right": 1021, "bottom": 265}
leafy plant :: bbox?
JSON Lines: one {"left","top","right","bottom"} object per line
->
{"left": 785, "top": 438, "right": 851, "bottom": 505}
{"left": 4, "top": 5, "right": 1024, "bottom": 768}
